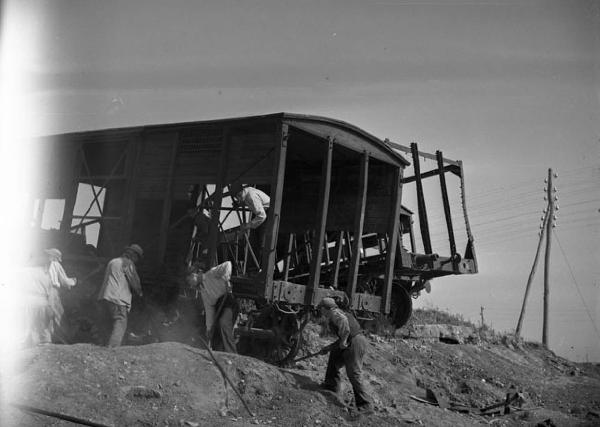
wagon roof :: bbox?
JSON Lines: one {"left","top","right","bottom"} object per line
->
{"left": 44, "top": 112, "right": 409, "bottom": 166}
{"left": 281, "top": 113, "right": 410, "bottom": 166}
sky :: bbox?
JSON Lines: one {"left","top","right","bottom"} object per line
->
{"left": 1, "top": 0, "right": 599, "bottom": 361}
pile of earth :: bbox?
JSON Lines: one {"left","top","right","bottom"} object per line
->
{"left": 2, "top": 316, "right": 600, "bottom": 426}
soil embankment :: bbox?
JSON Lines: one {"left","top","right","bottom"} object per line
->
{"left": 3, "top": 323, "right": 599, "bottom": 426}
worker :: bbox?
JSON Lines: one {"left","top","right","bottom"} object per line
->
{"left": 231, "top": 183, "right": 270, "bottom": 231}
{"left": 97, "top": 244, "right": 144, "bottom": 347}
{"left": 20, "top": 248, "right": 77, "bottom": 345}
{"left": 45, "top": 248, "right": 77, "bottom": 342}
{"left": 186, "top": 260, "right": 237, "bottom": 353}
{"left": 318, "top": 297, "right": 372, "bottom": 414}
{"left": 21, "top": 266, "right": 53, "bottom": 345}
{"left": 231, "top": 183, "right": 270, "bottom": 264}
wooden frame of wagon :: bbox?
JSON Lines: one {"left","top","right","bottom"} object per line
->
{"left": 33, "top": 112, "right": 477, "bottom": 359}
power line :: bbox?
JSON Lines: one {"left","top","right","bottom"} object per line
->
{"left": 553, "top": 230, "right": 600, "bottom": 341}
{"left": 462, "top": 166, "right": 597, "bottom": 201}
{"left": 437, "top": 188, "right": 597, "bottom": 218}
{"left": 423, "top": 192, "right": 598, "bottom": 231}
{"left": 436, "top": 171, "right": 597, "bottom": 212}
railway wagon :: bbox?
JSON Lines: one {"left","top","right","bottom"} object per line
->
{"left": 32, "top": 113, "right": 477, "bottom": 362}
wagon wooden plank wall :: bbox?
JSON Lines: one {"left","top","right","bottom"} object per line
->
{"left": 33, "top": 112, "right": 477, "bottom": 363}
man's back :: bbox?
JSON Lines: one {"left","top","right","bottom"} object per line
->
{"left": 98, "top": 257, "right": 137, "bottom": 308}
{"left": 240, "top": 187, "right": 270, "bottom": 211}
{"left": 200, "top": 261, "right": 232, "bottom": 307}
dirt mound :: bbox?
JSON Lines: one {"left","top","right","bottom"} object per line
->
{"left": 2, "top": 324, "right": 600, "bottom": 426}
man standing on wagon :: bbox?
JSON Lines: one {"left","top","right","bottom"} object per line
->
{"left": 230, "top": 183, "right": 270, "bottom": 263}
{"left": 318, "top": 297, "right": 373, "bottom": 414}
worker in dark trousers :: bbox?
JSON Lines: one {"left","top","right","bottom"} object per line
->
{"left": 97, "top": 244, "right": 144, "bottom": 347}
{"left": 211, "top": 292, "right": 239, "bottom": 353}
{"left": 318, "top": 297, "right": 372, "bottom": 413}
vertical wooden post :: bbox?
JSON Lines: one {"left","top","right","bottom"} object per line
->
{"left": 346, "top": 151, "right": 369, "bottom": 299}
{"left": 345, "top": 231, "right": 353, "bottom": 259}
{"left": 323, "top": 232, "right": 331, "bottom": 265}
{"left": 436, "top": 151, "right": 456, "bottom": 258}
{"left": 377, "top": 235, "right": 384, "bottom": 255}
{"left": 303, "top": 232, "right": 312, "bottom": 264}
{"left": 409, "top": 219, "right": 416, "bottom": 253}
{"left": 542, "top": 168, "right": 554, "bottom": 347}
{"left": 307, "top": 137, "right": 333, "bottom": 305}
{"left": 516, "top": 210, "right": 548, "bottom": 338}
{"left": 332, "top": 231, "right": 344, "bottom": 288}
{"left": 292, "top": 234, "right": 300, "bottom": 267}
{"left": 207, "top": 129, "right": 231, "bottom": 268}
{"left": 283, "top": 233, "right": 294, "bottom": 281}
{"left": 382, "top": 166, "right": 403, "bottom": 314}
{"left": 459, "top": 160, "right": 477, "bottom": 270}
{"left": 411, "top": 143, "right": 432, "bottom": 254}
{"left": 157, "top": 133, "right": 180, "bottom": 266}
{"left": 60, "top": 144, "right": 81, "bottom": 235}
{"left": 262, "top": 122, "right": 288, "bottom": 297}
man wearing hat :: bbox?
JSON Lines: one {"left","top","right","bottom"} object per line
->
{"left": 318, "top": 297, "right": 372, "bottom": 413}
{"left": 22, "top": 248, "right": 77, "bottom": 345}
{"left": 45, "top": 248, "right": 77, "bottom": 289}
{"left": 230, "top": 183, "right": 270, "bottom": 264}
{"left": 44, "top": 248, "right": 77, "bottom": 342}
{"left": 97, "top": 244, "right": 144, "bottom": 347}
{"left": 230, "top": 183, "right": 270, "bottom": 232}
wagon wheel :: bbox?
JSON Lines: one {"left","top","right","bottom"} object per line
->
{"left": 272, "top": 308, "right": 310, "bottom": 366}
{"left": 356, "top": 274, "right": 382, "bottom": 295}
{"left": 237, "top": 304, "right": 309, "bottom": 365}
{"left": 389, "top": 285, "right": 413, "bottom": 329}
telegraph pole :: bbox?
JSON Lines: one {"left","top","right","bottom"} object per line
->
{"left": 515, "top": 169, "right": 558, "bottom": 343}
{"left": 515, "top": 209, "right": 548, "bottom": 338}
{"left": 542, "top": 168, "right": 557, "bottom": 347}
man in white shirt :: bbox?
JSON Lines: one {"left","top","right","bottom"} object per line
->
{"left": 231, "top": 183, "right": 270, "bottom": 265}
{"left": 20, "top": 248, "right": 77, "bottom": 345}
{"left": 97, "top": 244, "right": 143, "bottom": 347}
{"left": 44, "top": 248, "right": 77, "bottom": 342}
{"left": 187, "top": 260, "right": 237, "bottom": 353}
{"left": 231, "top": 185, "right": 270, "bottom": 231}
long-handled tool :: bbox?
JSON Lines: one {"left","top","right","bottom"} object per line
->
{"left": 188, "top": 338, "right": 254, "bottom": 417}
{"left": 287, "top": 349, "right": 325, "bottom": 364}
{"left": 10, "top": 402, "right": 111, "bottom": 427}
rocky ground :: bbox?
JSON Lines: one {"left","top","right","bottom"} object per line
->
{"left": 2, "top": 312, "right": 600, "bottom": 427}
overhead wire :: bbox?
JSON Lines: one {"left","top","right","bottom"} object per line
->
{"left": 405, "top": 165, "right": 598, "bottom": 254}
{"left": 553, "top": 230, "right": 600, "bottom": 342}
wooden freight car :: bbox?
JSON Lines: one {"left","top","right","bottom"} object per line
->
{"left": 32, "top": 113, "right": 477, "bottom": 362}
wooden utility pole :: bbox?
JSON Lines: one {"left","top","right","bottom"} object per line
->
{"left": 515, "top": 210, "right": 548, "bottom": 338}
{"left": 542, "top": 168, "right": 555, "bottom": 347}
{"left": 480, "top": 306, "right": 485, "bottom": 328}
